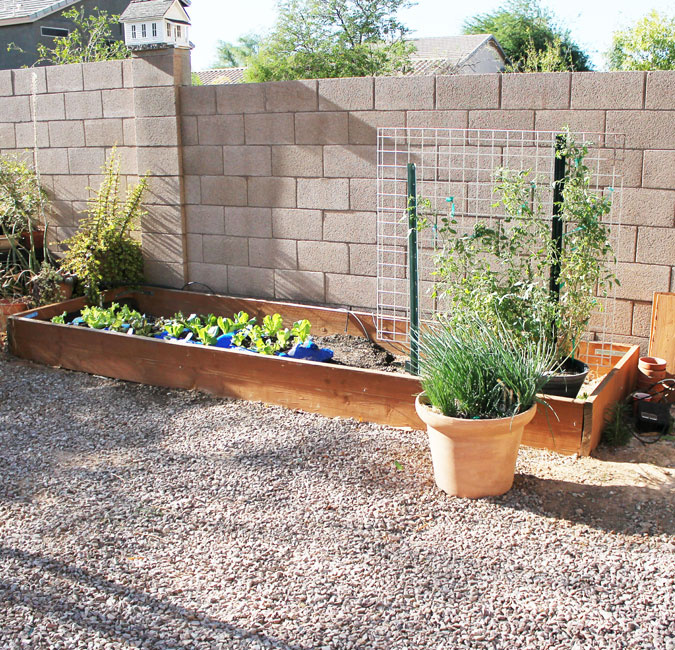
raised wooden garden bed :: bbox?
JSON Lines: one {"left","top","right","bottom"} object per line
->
{"left": 7, "top": 287, "right": 639, "bottom": 456}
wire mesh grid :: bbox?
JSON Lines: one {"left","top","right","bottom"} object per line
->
{"left": 376, "top": 127, "right": 626, "bottom": 368}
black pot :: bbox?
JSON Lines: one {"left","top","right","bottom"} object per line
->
{"left": 541, "top": 358, "right": 589, "bottom": 398}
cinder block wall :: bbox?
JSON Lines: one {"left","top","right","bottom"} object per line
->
{"left": 0, "top": 48, "right": 190, "bottom": 287}
{"left": 1, "top": 60, "right": 673, "bottom": 350}
{"left": 181, "top": 71, "right": 675, "bottom": 351}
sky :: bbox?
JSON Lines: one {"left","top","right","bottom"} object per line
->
{"left": 187, "top": 0, "right": 674, "bottom": 72}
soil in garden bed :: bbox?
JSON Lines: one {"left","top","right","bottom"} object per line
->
{"left": 314, "top": 334, "right": 408, "bottom": 373}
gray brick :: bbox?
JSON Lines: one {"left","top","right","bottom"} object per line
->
{"left": 503, "top": 72, "right": 570, "bottom": 109}
{"left": 298, "top": 241, "right": 348, "bottom": 273}
{"left": 137, "top": 147, "right": 181, "bottom": 176}
{"left": 274, "top": 269, "right": 324, "bottom": 302}
{"left": 249, "top": 238, "right": 297, "bottom": 269}
{"left": 534, "top": 110, "right": 605, "bottom": 135}
{"left": 643, "top": 150, "right": 675, "bottom": 190}
{"left": 295, "top": 112, "right": 348, "bottom": 145}
{"left": 324, "top": 145, "right": 377, "bottom": 178}
{"left": 216, "top": 83, "right": 266, "bottom": 113}
{"left": 272, "top": 208, "right": 323, "bottom": 241}
{"left": 197, "top": 114, "right": 246, "bottom": 145}
{"left": 324, "top": 211, "right": 376, "bottom": 243}
{"left": 102, "top": 89, "right": 135, "bottom": 118}
{"left": 83, "top": 60, "right": 123, "bottom": 90}
{"left": 144, "top": 176, "right": 181, "bottom": 206}
{"left": 134, "top": 86, "right": 176, "bottom": 117}
{"left": 182, "top": 145, "right": 223, "bottom": 175}
{"left": 187, "top": 262, "right": 228, "bottom": 294}
{"left": 35, "top": 93, "right": 65, "bottom": 121}
{"left": 187, "top": 233, "right": 203, "bottom": 263}
{"left": 186, "top": 205, "right": 225, "bottom": 234}
{"left": 181, "top": 115, "right": 198, "bottom": 146}
{"left": 297, "top": 178, "right": 349, "bottom": 210}
{"left": 200, "top": 176, "right": 248, "bottom": 206}
{"left": 123, "top": 118, "right": 136, "bottom": 146}
{"left": 180, "top": 86, "right": 216, "bottom": 115}
{"left": 325, "top": 273, "right": 376, "bottom": 308}
{"left": 468, "top": 110, "right": 535, "bottom": 132}
{"left": 319, "top": 77, "right": 373, "bottom": 111}
{"left": 65, "top": 91, "right": 102, "bottom": 119}
{"left": 140, "top": 205, "right": 183, "bottom": 234}
{"left": 244, "top": 113, "right": 294, "bottom": 145}
{"left": 271, "top": 145, "right": 323, "bottom": 177}
{"left": 348, "top": 110, "right": 405, "bottom": 145}
{"left": 645, "top": 71, "right": 675, "bottom": 109}
{"left": 636, "top": 227, "right": 675, "bottom": 265}
{"left": 571, "top": 71, "right": 645, "bottom": 109}
{"left": 68, "top": 147, "right": 105, "bottom": 175}
{"left": 349, "top": 243, "right": 377, "bottom": 276}
{"left": 135, "top": 117, "right": 179, "bottom": 146}
{"left": 203, "top": 235, "right": 249, "bottom": 265}
{"left": 84, "top": 119, "right": 124, "bottom": 147}
{"left": 349, "top": 178, "right": 376, "bottom": 211}
{"left": 46, "top": 63, "right": 83, "bottom": 93}
{"left": 223, "top": 146, "right": 271, "bottom": 176}
{"left": 184, "top": 175, "right": 201, "bottom": 204}
{"left": 49, "top": 121, "right": 85, "bottom": 148}
{"left": 15, "top": 122, "right": 48, "bottom": 148}
{"left": 406, "top": 110, "right": 468, "bottom": 129}
{"left": 265, "top": 79, "right": 317, "bottom": 112}
{"left": 229, "top": 265, "right": 275, "bottom": 298}
{"left": 614, "top": 262, "right": 671, "bottom": 301}
{"left": 13, "top": 67, "right": 46, "bottom": 95}
{"left": 0, "top": 70, "right": 13, "bottom": 96}
{"left": 436, "top": 74, "right": 500, "bottom": 109}
{"left": 247, "top": 177, "right": 296, "bottom": 208}
{"left": 131, "top": 51, "right": 177, "bottom": 87}
{"left": 224, "top": 207, "right": 272, "bottom": 238}
{"left": 35, "top": 148, "right": 69, "bottom": 174}
{"left": 607, "top": 110, "right": 675, "bottom": 151}
{"left": 0, "top": 123, "right": 14, "bottom": 149}
{"left": 0, "top": 96, "right": 31, "bottom": 122}
{"left": 375, "top": 76, "right": 434, "bottom": 110}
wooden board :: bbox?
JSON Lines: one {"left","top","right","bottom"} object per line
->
{"left": 649, "top": 292, "right": 675, "bottom": 374}
{"left": 7, "top": 287, "right": 639, "bottom": 456}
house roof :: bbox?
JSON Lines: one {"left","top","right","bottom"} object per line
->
{"left": 410, "top": 34, "right": 506, "bottom": 68}
{"left": 0, "top": 0, "right": 189, "bottom": 26}
{"left": 0, "top": 0, "right": 81, "bottom": 25}
{"left": 194, "top": 67, "right": 246, "bottom": 85}
{"left": 120, "top": 0, "right": 188, "bottom": 21}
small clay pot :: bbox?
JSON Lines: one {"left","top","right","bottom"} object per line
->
{"left": 0, "top": 298, "right": 29, "bottom": 332}
{"left": 638, "top": 356, "right": 667, "bottom": 373}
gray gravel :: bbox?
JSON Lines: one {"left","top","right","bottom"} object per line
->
{"left": 0, "top": 352, "right": 674, "bottom": 650}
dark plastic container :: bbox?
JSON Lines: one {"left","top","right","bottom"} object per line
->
{"left": 541, "top": 358, "right": 590, "bottom": 398}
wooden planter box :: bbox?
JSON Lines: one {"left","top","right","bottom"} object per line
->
{"left": 8, "top": 287, "right": 639, "bottom": 456}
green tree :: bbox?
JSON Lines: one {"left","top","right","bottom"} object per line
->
{"left": 244, "top": 0, "right": 415, "bottom": 82}
{"left": 463, "top": 0, "right": 591, "bottom": 72}
{"left": 36, "top": 6, "right": 129, "bottom": 64}
{"left": 213, "top": 34, "right": 261, "bottom": 68}
{"left": 607, "top": 10, "right": 675, "bottom": 71}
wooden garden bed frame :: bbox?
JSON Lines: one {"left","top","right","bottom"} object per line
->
{"left": 8, "top": 287, "right": 639, "bottom": 456}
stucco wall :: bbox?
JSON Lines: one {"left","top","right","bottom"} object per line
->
{"left": 1, "top": 56, "right": 673, "bottom": 350}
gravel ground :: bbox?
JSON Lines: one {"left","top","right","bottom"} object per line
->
{"left": 0, "top": 352, "right": 674, "bottom": 650}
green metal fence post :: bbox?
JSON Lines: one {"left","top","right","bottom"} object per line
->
{"left": 407, "top": 162, "right": 420, "bottom": 375}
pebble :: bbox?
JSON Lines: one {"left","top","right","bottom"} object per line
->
{"left": 0, "top": 353, "right": 673, "bottom": 649}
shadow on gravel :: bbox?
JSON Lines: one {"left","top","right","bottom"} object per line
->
{"left": 0, "top": 546, "right": 310, "bottom": 650}
{"left": 509, "top": 474, "right": 675, "bottom": 537}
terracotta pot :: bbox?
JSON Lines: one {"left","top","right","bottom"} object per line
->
{"left": 0, "top": 298, "right": 29, "bottom": 332}
{"left": 415, "top": 394, "right": 537, "bottom": 499}
{"left": 638, "top": 357, "right": 667, "bottom": 373}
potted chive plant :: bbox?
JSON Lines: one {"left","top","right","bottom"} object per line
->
{"left": 415, "top": 316, "right": 556, "bottom": 498}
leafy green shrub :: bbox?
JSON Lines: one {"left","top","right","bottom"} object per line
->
{"left": 418, "top": 316, "right": 556, "bottom": 419}
{"left": 61, "top": 151, "right": 147, "bottom": 304}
